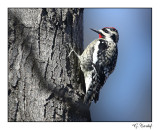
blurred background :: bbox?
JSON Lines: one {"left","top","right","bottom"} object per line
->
{"left": 83, "top": 8, "right": 152, "bottom": 121}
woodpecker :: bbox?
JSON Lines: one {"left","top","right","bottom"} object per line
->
{"left": 69, "top": 27, "right": 119, "bottom": 104}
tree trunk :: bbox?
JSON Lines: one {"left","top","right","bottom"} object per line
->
{"left": 8, "top": 8, "right": 91, "bottom": 122}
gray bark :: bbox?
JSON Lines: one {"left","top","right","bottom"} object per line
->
{"left": 8, "top": 8, "right": 91, "bottom": 122}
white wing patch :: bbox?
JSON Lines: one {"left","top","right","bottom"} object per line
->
{"left": 93, "top": 41, "right": 100, "bottom": 64}
{"left": 85, "top": 71, "right": 92, "bottom": 92}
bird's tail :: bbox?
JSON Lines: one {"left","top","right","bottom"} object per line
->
{"left": 83, "top": 65, "right": 105, "bottom": 104}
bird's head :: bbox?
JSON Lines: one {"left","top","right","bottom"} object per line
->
{"left": 90, "top": 27, "right": 119, "bottom": 43}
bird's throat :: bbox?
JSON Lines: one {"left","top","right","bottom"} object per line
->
{"left": 99, "top": 34, "right": 104, "bottom": 38}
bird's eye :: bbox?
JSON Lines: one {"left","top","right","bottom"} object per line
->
{"left": 103, "top": 29, "right": 108, "bottom": 33}
{"left": 102, "top": 28, "right": 109, "bottom": 33}
{"left": 105, "top": 30, "right": 109, "bottom": 33}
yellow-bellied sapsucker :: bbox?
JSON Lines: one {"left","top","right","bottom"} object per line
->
{"left": 69, "top": 27, "right": 119, "bottom": 104}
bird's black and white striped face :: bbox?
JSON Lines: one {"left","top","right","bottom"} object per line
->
{"left": 90, "top": 27, "right": 119, "bottom": 43}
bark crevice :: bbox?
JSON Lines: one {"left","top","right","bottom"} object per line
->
{"left": 14, "top": 101, "right": 19, "bottom": 121}
{"left": 44, "top": 58, "right": 49, "bottom": 80}
{"left": 51, "top": 23, "right": 58, "bottom": 60}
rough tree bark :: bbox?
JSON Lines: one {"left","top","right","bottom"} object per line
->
{"left": 8, "top": 8, "right": 91, "bottom": 121}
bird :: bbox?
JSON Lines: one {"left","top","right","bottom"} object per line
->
{"left": 68, "top": 27, "right": 119, "bottom": 104}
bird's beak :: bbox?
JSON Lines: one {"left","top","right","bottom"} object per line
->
{"left": 90, "top": 28, "right": 101, "bottom": 34}
{"left": 90, "top": 28, "right": 104, "bottom": 36}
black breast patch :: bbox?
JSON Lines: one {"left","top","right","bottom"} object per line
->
{"left": 98, "top": 39, "right": 108, "bottom": 50}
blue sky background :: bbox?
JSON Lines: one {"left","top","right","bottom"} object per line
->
{"left": 83, "top": 8, "right": 152, "bottom": 121}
